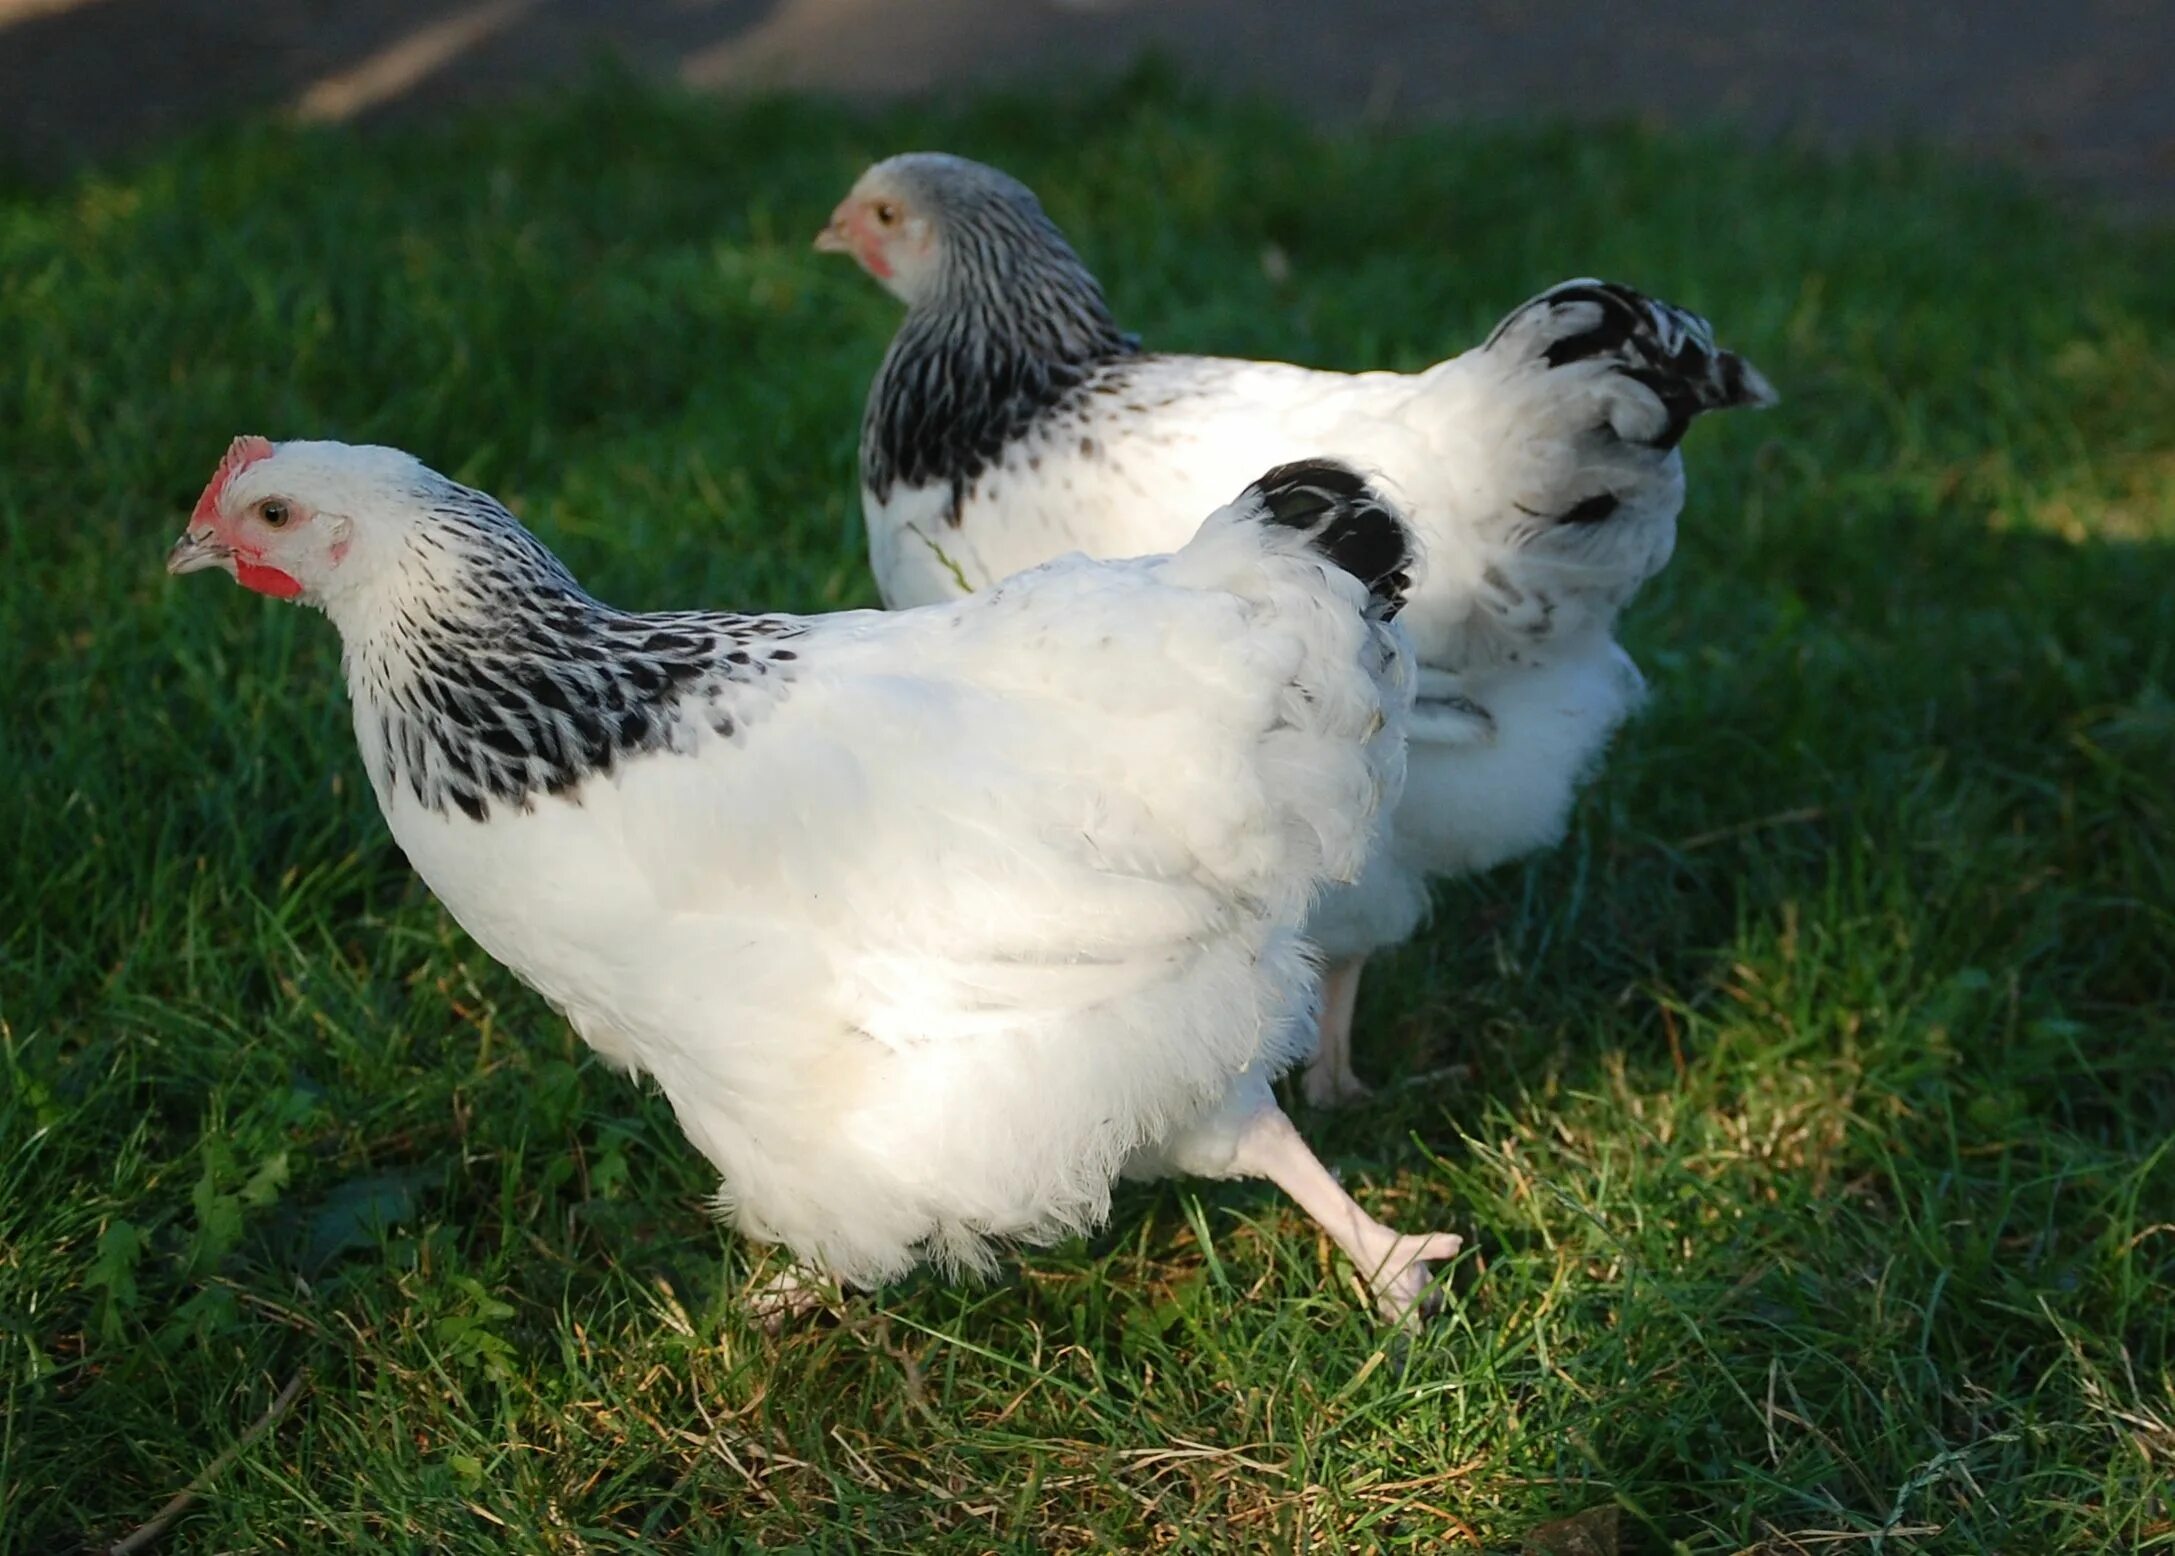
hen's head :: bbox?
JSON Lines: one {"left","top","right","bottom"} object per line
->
{"left": 816, "top": 152, "right": 1067, "bottom": 307}
{"left": 167, "top": 437, "right": 441, "bottom": 608}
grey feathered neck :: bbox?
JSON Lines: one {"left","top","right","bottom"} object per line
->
{"left": 861, "top": 164, "right": 1141, "bottom": 518}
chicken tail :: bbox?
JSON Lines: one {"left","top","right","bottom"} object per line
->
{"left": 1482, "top": 279, "right": 1777, "bottom": 444}
{"left": 1152, "top": 457, "right": 1417, "bottom": 902}
{"left": 1397, "top": 280, "right": 1770, "bottom": 664}
{"left": 1233, "top": 459, "right": 1417, "bottom": 619}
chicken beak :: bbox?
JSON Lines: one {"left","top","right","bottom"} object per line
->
{"left": 166, "top": 527, "right": 230, "bottom": 577}
{"left": 813, "top": 207, "right": 853, "bottom": 255}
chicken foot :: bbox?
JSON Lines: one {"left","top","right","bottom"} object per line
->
{"left": 1230, "top": 1105, "right": 1460, "bottom": 1323}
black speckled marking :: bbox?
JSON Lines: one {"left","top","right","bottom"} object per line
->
{"left": 1487, "top": 279, "right": 1774, "bottom": 452}
{"left": 1559, "top": 492, "right": 1623, "bottom": 525}
{"left": 354, "top": 484, "right": 805, "bottom": 822}
{"left": 860, "top": 162, "right": 1142, "bottom": 521}
{"left": 1481, "top": 564, "right": 1525, "bottom": 605}
{"left": 1245, "top": 459, "right": 1415, "bottom": 616}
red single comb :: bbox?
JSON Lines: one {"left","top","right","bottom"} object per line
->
{"left": 192, "top": 434, "right": 276, "bottom": 524}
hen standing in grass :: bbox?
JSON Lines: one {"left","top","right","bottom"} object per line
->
{"left": 168, "top": 438, "right": 1464, "bottom": 1321}
{"left": 819, "top": 153, "right": 1776, "bottom": 1105}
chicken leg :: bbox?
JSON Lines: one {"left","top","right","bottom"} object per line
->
{"left": 746, "top": 1261, "right": 844, "bottom": 1332}
{"left": 1301, "top": 954, "right": 1372, "bottom": 1108}
{"left": 1230, "top": 1105, "right": 1460, "bottom": 1323}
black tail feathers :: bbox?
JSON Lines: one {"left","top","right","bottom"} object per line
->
{"left": 1488, "top": 279, "right": 1777, "bottom": 450}
{"left": 1243, "top": 459, "right": 1416, "bottom": 618}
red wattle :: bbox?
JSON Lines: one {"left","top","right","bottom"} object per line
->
{"left": 235, "top": 559, "right": 303, "bottom": 599}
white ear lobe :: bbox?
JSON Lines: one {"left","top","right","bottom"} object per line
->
{"left": 325, "top": 513, "right": 355, "bottom": 563}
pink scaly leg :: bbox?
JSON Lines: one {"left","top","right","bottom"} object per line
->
{"left": 745, "top": 1260, "right": 843, "bottom": 1333}
{"left": 1301, "top": 954, "right": 1372, "bottom": 1108}
{"left": 1229, "top": 1105, "right": 1460, "bottom": 1323}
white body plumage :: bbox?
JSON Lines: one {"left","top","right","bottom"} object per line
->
{"left": 865, "top": 323, "right": 1709, "bottom": 963}
{"left": 301, "top": 454, "right": 1416, "bottom": 1288}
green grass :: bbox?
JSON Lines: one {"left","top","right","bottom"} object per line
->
{"left": 3, "top": 70, "right": 2172, "bottom": 1554}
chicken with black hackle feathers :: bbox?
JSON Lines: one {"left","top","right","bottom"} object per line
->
{"left": 168, "top": 437, "right": 1462, "bottom": 1322}
{"left": 819, "top": 152, "right": 1776, "bottom": 1104}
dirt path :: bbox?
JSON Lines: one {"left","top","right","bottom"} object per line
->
{"left": 3, "top": 0, "right": 2169, "bottom": 211}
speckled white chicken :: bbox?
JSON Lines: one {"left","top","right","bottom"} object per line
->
{"left": 819, "top": 153, "right": 1776, "bottom": 1104}
{"left": 167, "top": 438, "right": 1462, "bottom": 1321}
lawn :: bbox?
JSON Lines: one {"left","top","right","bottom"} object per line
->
{"left": 2, "top": 71, "right": 2171, "bottom": 1554}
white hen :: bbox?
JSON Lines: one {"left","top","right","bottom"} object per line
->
{"left": 167, "top": 439, "right": 1462, "bottom": 1321}
{"left": 819, "top": 152, "right": 1777, "bottom": 1104}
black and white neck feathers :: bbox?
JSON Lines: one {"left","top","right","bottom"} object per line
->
{"left": 341, "top": 482, "right": 802, "bottom": 823}
{"left": 862, "top": 175, "right": 1140, "bottom": 517}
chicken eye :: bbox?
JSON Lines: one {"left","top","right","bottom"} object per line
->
{"left": 259, "top": 499, "right": 292, "bottom": 528}
{"left": 874, "top": 201, "right": 899, "bottom": 226}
